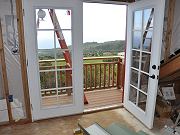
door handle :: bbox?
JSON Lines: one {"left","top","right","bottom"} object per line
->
{"left": 149, "top": 74, "right": 155, "bottom": 79}
{"left": 152, "top": 65, "right": 156, "bottom": 70}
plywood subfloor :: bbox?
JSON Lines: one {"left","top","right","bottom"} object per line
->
{"left": 0, "top": 108, "right": 163, "bottom": 135}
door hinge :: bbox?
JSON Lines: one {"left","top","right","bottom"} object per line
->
{"left": 23, "top": 9, "right": 25, "bottom": 16}
{"left": 31, "top": 104, "right": 33, "bottom": 111}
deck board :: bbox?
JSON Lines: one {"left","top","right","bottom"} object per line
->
{"left": 41, "top": 88, "right": 123, "bottom": 110}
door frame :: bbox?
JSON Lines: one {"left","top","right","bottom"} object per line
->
{"left": 23, "top": 0, "right": 84, "bottom": 120}
{"left": 124, "top": 0, "right": 165, "bottom": 129}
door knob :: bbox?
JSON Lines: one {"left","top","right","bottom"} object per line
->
{"left": 152, "top": 65, "right": 156, "bottom": 69}
{"left": 149, "top": 74, "right": 155, "bottom": 79}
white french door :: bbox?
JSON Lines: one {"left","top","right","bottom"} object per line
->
{"left": 23, "top": 0, "right": 83, "bottom": 120}
{"left": 124, "top": 0, "right": 165, "bottom": 129}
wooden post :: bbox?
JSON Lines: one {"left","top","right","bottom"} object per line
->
{"left": 16, "top": 0, "right": 32, "bottom": 121}
{"left": 117, "top": 58, "right": 121, "bottom": 89}
{"left": 164, "top": 0, "right": 176, "bottom": 62}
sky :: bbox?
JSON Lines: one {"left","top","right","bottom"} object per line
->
{"left": 37, "top": 3, "right": 127, "bottom": 49}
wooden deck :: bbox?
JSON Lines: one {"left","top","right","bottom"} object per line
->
{"left": 41, "top": 88, "right": 123, "bottom": 110}
{"left": 84, "top": 88, "right": 123, "bottom": 110}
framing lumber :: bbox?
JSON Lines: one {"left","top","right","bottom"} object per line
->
{"left": 16, "top": 0, "right": 32, "bottom": 122}
{"left": 160, "top": 54, "right": 180, "bottom": 79}
{"left": 164, "top": 0, "right": 176, "bottom": 62}
{"left": 0, "top": 21, "right": 13, "bottom": 123}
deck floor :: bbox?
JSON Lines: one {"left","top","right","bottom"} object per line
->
{"left": 41, "top": 88, "right": 123, "bottom": 110}
{"left": 84, "top": 88, "right": 123, "bottom": 110}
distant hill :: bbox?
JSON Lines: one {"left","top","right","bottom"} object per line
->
{"left": 38, "top": 40, "right": 125, "bottom": 59}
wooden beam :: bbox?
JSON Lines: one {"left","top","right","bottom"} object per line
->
{"left": 164, "top": 0, "right": 176, "bottom": 62}
{"left": 16, "top": 0, "right": 32, "bottom": 121}
{"left": 0, "top": 21, "right": 13, "bottom": 123}
{"left": 160, "top": 54, "right": 180, "bottom": 79}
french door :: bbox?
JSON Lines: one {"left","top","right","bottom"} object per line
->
{"left": 124, "top": 0, "right": 165, "bottom": 129}
{"left": 23, "top": 0, "right": 83, "bottom": 120}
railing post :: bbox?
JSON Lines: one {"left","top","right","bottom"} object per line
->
{"left": 117, "top": 58, "right": 121, "bottom": 89}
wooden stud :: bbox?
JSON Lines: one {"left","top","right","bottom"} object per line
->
{"left": 164, "top": 0, "right": 176, "bottom": 62}
{"left": 16, "top": 0, "right": 32, "bottom": 121}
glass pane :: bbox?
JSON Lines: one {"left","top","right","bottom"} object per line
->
{"left": 141, "top": 52, "right": 150, "bottom": 73}
{"left": 140, "top": 72, "right": 149, "bottom": 93}
{"left": 37, "top": 31, "right": 54, "bottom": 49}
{"left": 36, "top": 9, "right": 54, "bottom": 29}
{"left": 37, "top": 31, "right": 55, "bottom": 70}
{"left": 131, "top": 50, "right": 140, "bottom": 69}
{"left": 129, "top": 86, "right": 137, "bottom": 104}
{"left": 144, "top": 8, "right": 154, "bottom": 31}
{"left": 55, "top": 30, "right": 72, "bottom": 48}
{"left": 58, "top": 88, "right": 73, "bottom": 105}
{"left": 133, "top": 10, "right": 142, "bottom": 30}
{"left": 142, "top": 31, "right": 152, "bottom": 52}
{"left": 57, "top": 70, "right": 72, "bottom": 88}
{"left": 130, "top": 69, "right": 139, "bottom": 88}
{"left": 0, "top": 63, "right": 9, "bottom": 123}
{"left": 132, "top": 31, "right": 141, "bottom": 49}
{"left": 138, "top": 92, "right": 147, "bottom": 112}
{"left": 36, "top": 9, "right": 72, "bottom": 30}
{"left": 56, "top": 9, "right": 72, "bottom": 29}
{"left": 40, "top": 71, "right": 56, "bottom": 89}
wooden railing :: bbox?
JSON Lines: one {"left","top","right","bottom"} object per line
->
{"left": 83, "top": 56, "right": 124, "bottom": 91}
{"left": 39, "top": 56, "right": 124, "bottom": 94}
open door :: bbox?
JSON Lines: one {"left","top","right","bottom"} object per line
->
{"left": 23, "top": 0, "right": 83, "bottom": 120}
{"left": 124, "top": 0, "right": 165, "bottom": 129}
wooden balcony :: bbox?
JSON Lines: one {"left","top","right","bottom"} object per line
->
{"left": 39, "top": 56, "right": 124, "bottom": 110}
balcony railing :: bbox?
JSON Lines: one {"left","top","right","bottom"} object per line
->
{"left": 39, "top": 56, "right": 124, "bottom": 96}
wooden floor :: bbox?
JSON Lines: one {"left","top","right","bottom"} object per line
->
{"left": 84, "top": 88, "right": 123, "bottom": 110}
{"left": 41, "top": 88, "right": 123, "bottom": 110}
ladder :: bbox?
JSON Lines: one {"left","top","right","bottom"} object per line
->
{"left": 48, "top": 9, "right": 88, "bottom": 104}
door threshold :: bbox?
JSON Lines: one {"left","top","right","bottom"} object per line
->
{"left": 84, "top": 103, "right": 123, "bottom": 114}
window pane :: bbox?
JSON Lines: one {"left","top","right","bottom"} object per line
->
{"left": 129, "top": 86, "right": 137, "bottom": 105}
{"left": 40, "top": 71, "right": 56, "bottom": 89}
{"left": 130, "top": 69, "right": 139, "bottom": 88}
{"left": 144, "top": 8, "right": 154, "bottom": 31}
{"left": 142, "top": 31, "right": 152, "bottom": 52}
{"left": 57, "top": 70, "right": 72, "bottom": 88}
{"left": 141, "top": 52, "right": 150, "bottom": 73}
{"left": 140, "top": 72, "right": 149, "bottom": 93}
{"left": 131, "top": 50, "right": 140, "bottom": 69}
{"left": 132, "top": 31, "right": 141, "bottom": 49}
{"left": 138, "top": 92, "right": 147, "bottom": 112}
{"left": 133, "top": 10, "right": 142, "bottom": 30}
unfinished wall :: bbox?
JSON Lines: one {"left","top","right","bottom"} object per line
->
{"left": 0, "top": 0, "right": 26, "bottom": 121}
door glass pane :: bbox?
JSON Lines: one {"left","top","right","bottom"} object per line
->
{"left": 36, "top": 8, "right": 73, "bottom": 108}
{"left": 141, "top": 52, "right": 150, "bottom": 73}
{"left": 137, "top": 92, "right": 147, "bottom": 112}
{"left": 133, "top": 10, "right": 142, "bottom": 30}
{"left": 129, "top": 86, "right": 137, "bottom": 105}
{"left": 140, "top": 72, "right": 149, "bottom": 93}
{"left": 130, "top": 69, "right": 139, "bottom": 87}
{"left": 144, "top": 8, "right": 154, "bottom": 31}
{"left": 142, "top": 31, "right": 152, "bottom": 52}
{"left": 131, "top": 50, "right": 140, "bottom": 69}
{"left": 132, "top": 31, "right": 141, "bottom": 49}
{"left": 40, "top": 71, "right": 56, "bottom": 89}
